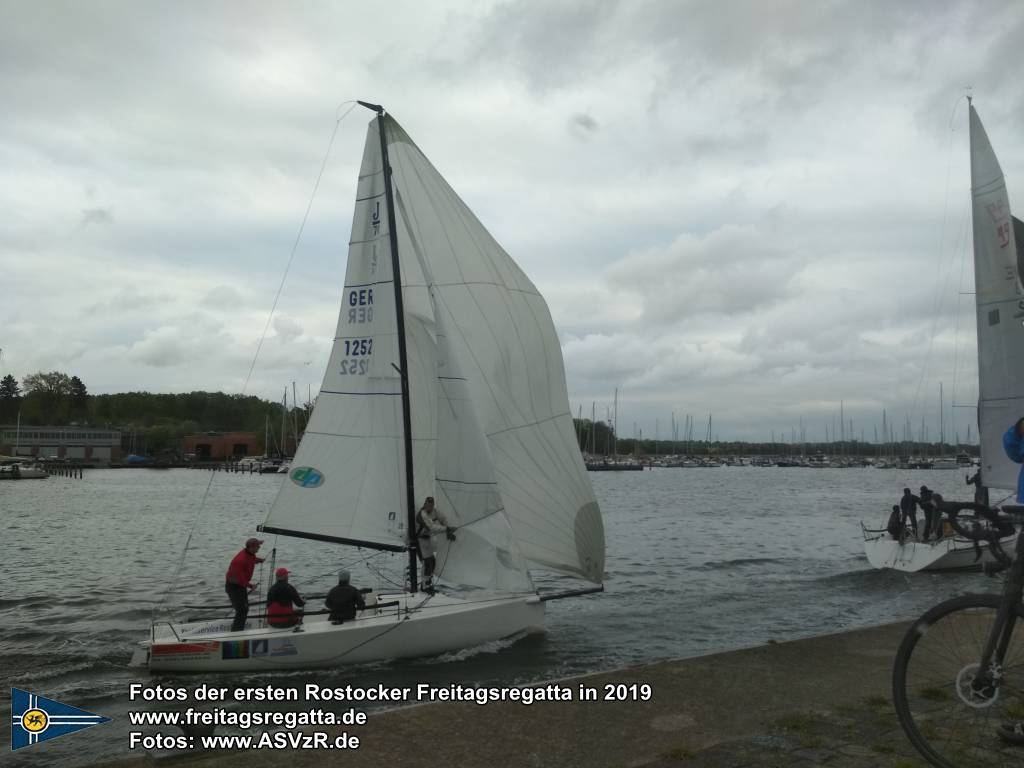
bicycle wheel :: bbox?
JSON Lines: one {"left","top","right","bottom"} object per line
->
{"left": 893, "top": 593, "right": 1024, "bottom": 767}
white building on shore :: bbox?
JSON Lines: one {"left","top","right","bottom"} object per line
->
{"left": 0, "top": 425, "right": 122, "bottom": 465}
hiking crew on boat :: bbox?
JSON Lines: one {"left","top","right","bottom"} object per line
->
{"left": 266, "top": 567, "right": 305, "bottom": 628}
{"left": 325, "top": 570, "right": 365, "bottom": 624}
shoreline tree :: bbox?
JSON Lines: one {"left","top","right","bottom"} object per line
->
{"left": 0, "top": 374, "right": 20, "bottom": 422}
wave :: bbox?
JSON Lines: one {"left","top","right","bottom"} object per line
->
{"left": 689, "top": 557, "right": 790, "bottom": 571}
{"left": 810, "top": 567, "right": 916, "bottom": 587}
{"left": 419, "top": 631, "right": 535, "bottom": 664}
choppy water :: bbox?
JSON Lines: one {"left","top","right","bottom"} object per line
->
{"left": 0, "top": 466, "right": 1004, "bottom": 762}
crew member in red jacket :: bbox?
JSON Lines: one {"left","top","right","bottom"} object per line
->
{"left": 266, "top": 568, "right": 306, "bottom": 628}
{"left": 225, "top": 537, "right": 265, "bottom": 631}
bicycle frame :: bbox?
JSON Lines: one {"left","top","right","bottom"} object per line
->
{"left": 943, "top": 500, "right": 1024, "bottom": 698}
{"left": 975, "top": 531, "right": 1024, "bottom": 693}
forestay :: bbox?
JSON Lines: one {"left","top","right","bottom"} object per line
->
{"left": 970, "top": 103, "right": 1024, "bottom": 492}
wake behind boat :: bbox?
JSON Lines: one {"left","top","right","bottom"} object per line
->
{"left": 141, "top": 103, "right": 604, "bottom": 672}
{"left": 863, "top": 99, "right": 1023, "bottom": 572}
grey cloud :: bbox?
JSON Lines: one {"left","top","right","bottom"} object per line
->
{"left": 2, "top": 0, "right": 1021, "bottom": 441}
{"left": 80, "top": 207, "right": 113, "bottom": 226}
{"left": 272, "top": 315, "right": 303, "bottom": 342}
{"left": 569, "top": 113, "right": 598, "bottom": 138}
{"left": 606, "top": 225, "right": 803, "bottom": 322}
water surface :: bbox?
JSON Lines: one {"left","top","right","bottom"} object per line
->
{"left": 0, "top": 466, "right": 1000, "bottom": 762}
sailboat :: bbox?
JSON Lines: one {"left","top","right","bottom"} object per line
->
{"left": 142, "top": 102, "right": 605, "bottom": 671}
{"left": 863, "top": 99, "right": 1022, "bottom": 571}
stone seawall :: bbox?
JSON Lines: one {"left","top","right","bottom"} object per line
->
{"left": 100, "top": 621, "right": 937, "bottom": 768}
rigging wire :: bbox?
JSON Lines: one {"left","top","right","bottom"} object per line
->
{"left": 908, "top": 94, "right": 970, "bottom": 444}
{"left": 154, "top": 101, "right": 360, "bottom": 619}
{"left": 242, "top": 100, "right": 359, "bottom": 393}
{"left": 949, "top": 196, "right": 973, "bottom": 434}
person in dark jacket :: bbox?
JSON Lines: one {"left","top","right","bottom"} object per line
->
{"left": 966, "top": 468, "right": 989, "bottom": 507}
{"left": 266, "top": 568, "right": 305, "bottom": 629}
{"left": 886, "top": 505, "right": 904, "bottom": 540}
{"left": 325, "top": 571, "right": 366, "bottom": 624}
{"left": 225, "top": 537, "right": 265, "bottom": 631}
{"left": 899, "top": 488, "right": 919, "bottom": 538}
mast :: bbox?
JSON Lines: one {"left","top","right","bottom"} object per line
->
{"left": 360, "top": 101, "right": 419, "bottom": 592}
{"left": 939, "top": 382, "right": 944, "bottom": 451}
{"left": 613, "top": 388, "right": 618, "bottom": 459}
{"left": 292, "top": 381, "right": 300, "bottom": 448}
{"left": 281, "top": 387, "right": 287, "bottom": 455}
{"left": 590, "top": 402, "right": 595, "bottom": 454}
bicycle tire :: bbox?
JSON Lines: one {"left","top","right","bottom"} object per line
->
{"left": 893, "top": 593, "right": 1024, "bottom": 767}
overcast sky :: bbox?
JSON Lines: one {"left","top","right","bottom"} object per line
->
{"left": 2, "top": 1, "right": 1023, "bottom": 444}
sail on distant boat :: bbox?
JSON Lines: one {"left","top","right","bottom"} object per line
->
{"left": 970, "top": 103, "right": 1024, "bottom": 491}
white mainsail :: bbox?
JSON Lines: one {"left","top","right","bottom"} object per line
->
{"left": 264, "top": 113, "right": 604, "bottom": 586}
{"left": 969, "top": 103, "right": 1024, "bottom": 492}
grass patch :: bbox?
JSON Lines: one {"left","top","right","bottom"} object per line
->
{"left": 774, "top": 712, "right": 821, "bottom": 733}
{"left": 871, "top": 743, "right": 896, "bottom": 754}
{"left": 864, "top": 695, "right": 890, "bottom": 709}
{"left": 798, "top": 734, "right": 824, "bottom": 749}
{"left": 917, "top": 687, "right": 950, "bottom": 702}
{"left": 660, "top": 746, "right": 695, "bottom": 761}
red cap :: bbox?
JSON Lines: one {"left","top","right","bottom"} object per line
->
{"left": 245, "top": 537, "right": 264, "bottom": 548}
{"left": 275, "top": 567, "right": 289, "bottom": 578}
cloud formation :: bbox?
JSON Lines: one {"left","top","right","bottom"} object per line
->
{"left": 2, "top": 1, "right": 1022, "bottom": 444}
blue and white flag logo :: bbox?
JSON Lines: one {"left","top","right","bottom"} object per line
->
{"left": 11, "top": 688, "right": 110, "bottom": 750}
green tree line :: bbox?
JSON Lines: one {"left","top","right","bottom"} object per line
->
{"left": 0, "top": 371, "right": 307, "bottom": 456}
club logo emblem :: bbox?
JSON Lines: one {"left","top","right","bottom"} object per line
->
{"left": 11, "top": 688, "right": 110, "bottom": 750}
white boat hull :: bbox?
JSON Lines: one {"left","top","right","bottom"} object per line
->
{"left": 145, "top": 591, "right": 544, "bottom": 672}
{"left": 862, "top": 530, "right": 1018, "bottom": 572}
{"left": 0, "top": 464, "right": 48, "bottom": 479}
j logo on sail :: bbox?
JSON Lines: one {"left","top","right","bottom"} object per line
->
{"left": 289, "top": 466, "right": 325, "bottom": 488}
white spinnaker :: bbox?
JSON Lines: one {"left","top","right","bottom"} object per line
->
{"left": 429, "top": 309, "right": 534, "bottom": 593}
{"left": 262, "top": 122, "right": 411, "bottom": 548}
{"left": 385, "top": 115, "right": 605, "bottom": 583}
{"left": 970, "top": 104, "right": 1024, "bottom": 492}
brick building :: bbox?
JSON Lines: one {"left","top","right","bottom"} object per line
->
{"left": 183, "top": 431, "right": 261, "bottom": 460}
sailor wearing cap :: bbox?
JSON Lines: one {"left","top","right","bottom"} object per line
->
{"left": 225, "top": 537, "right": 265, "bottom": 631}
{"left": 266, "top": 567, "right": 306, "bottom": 629}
